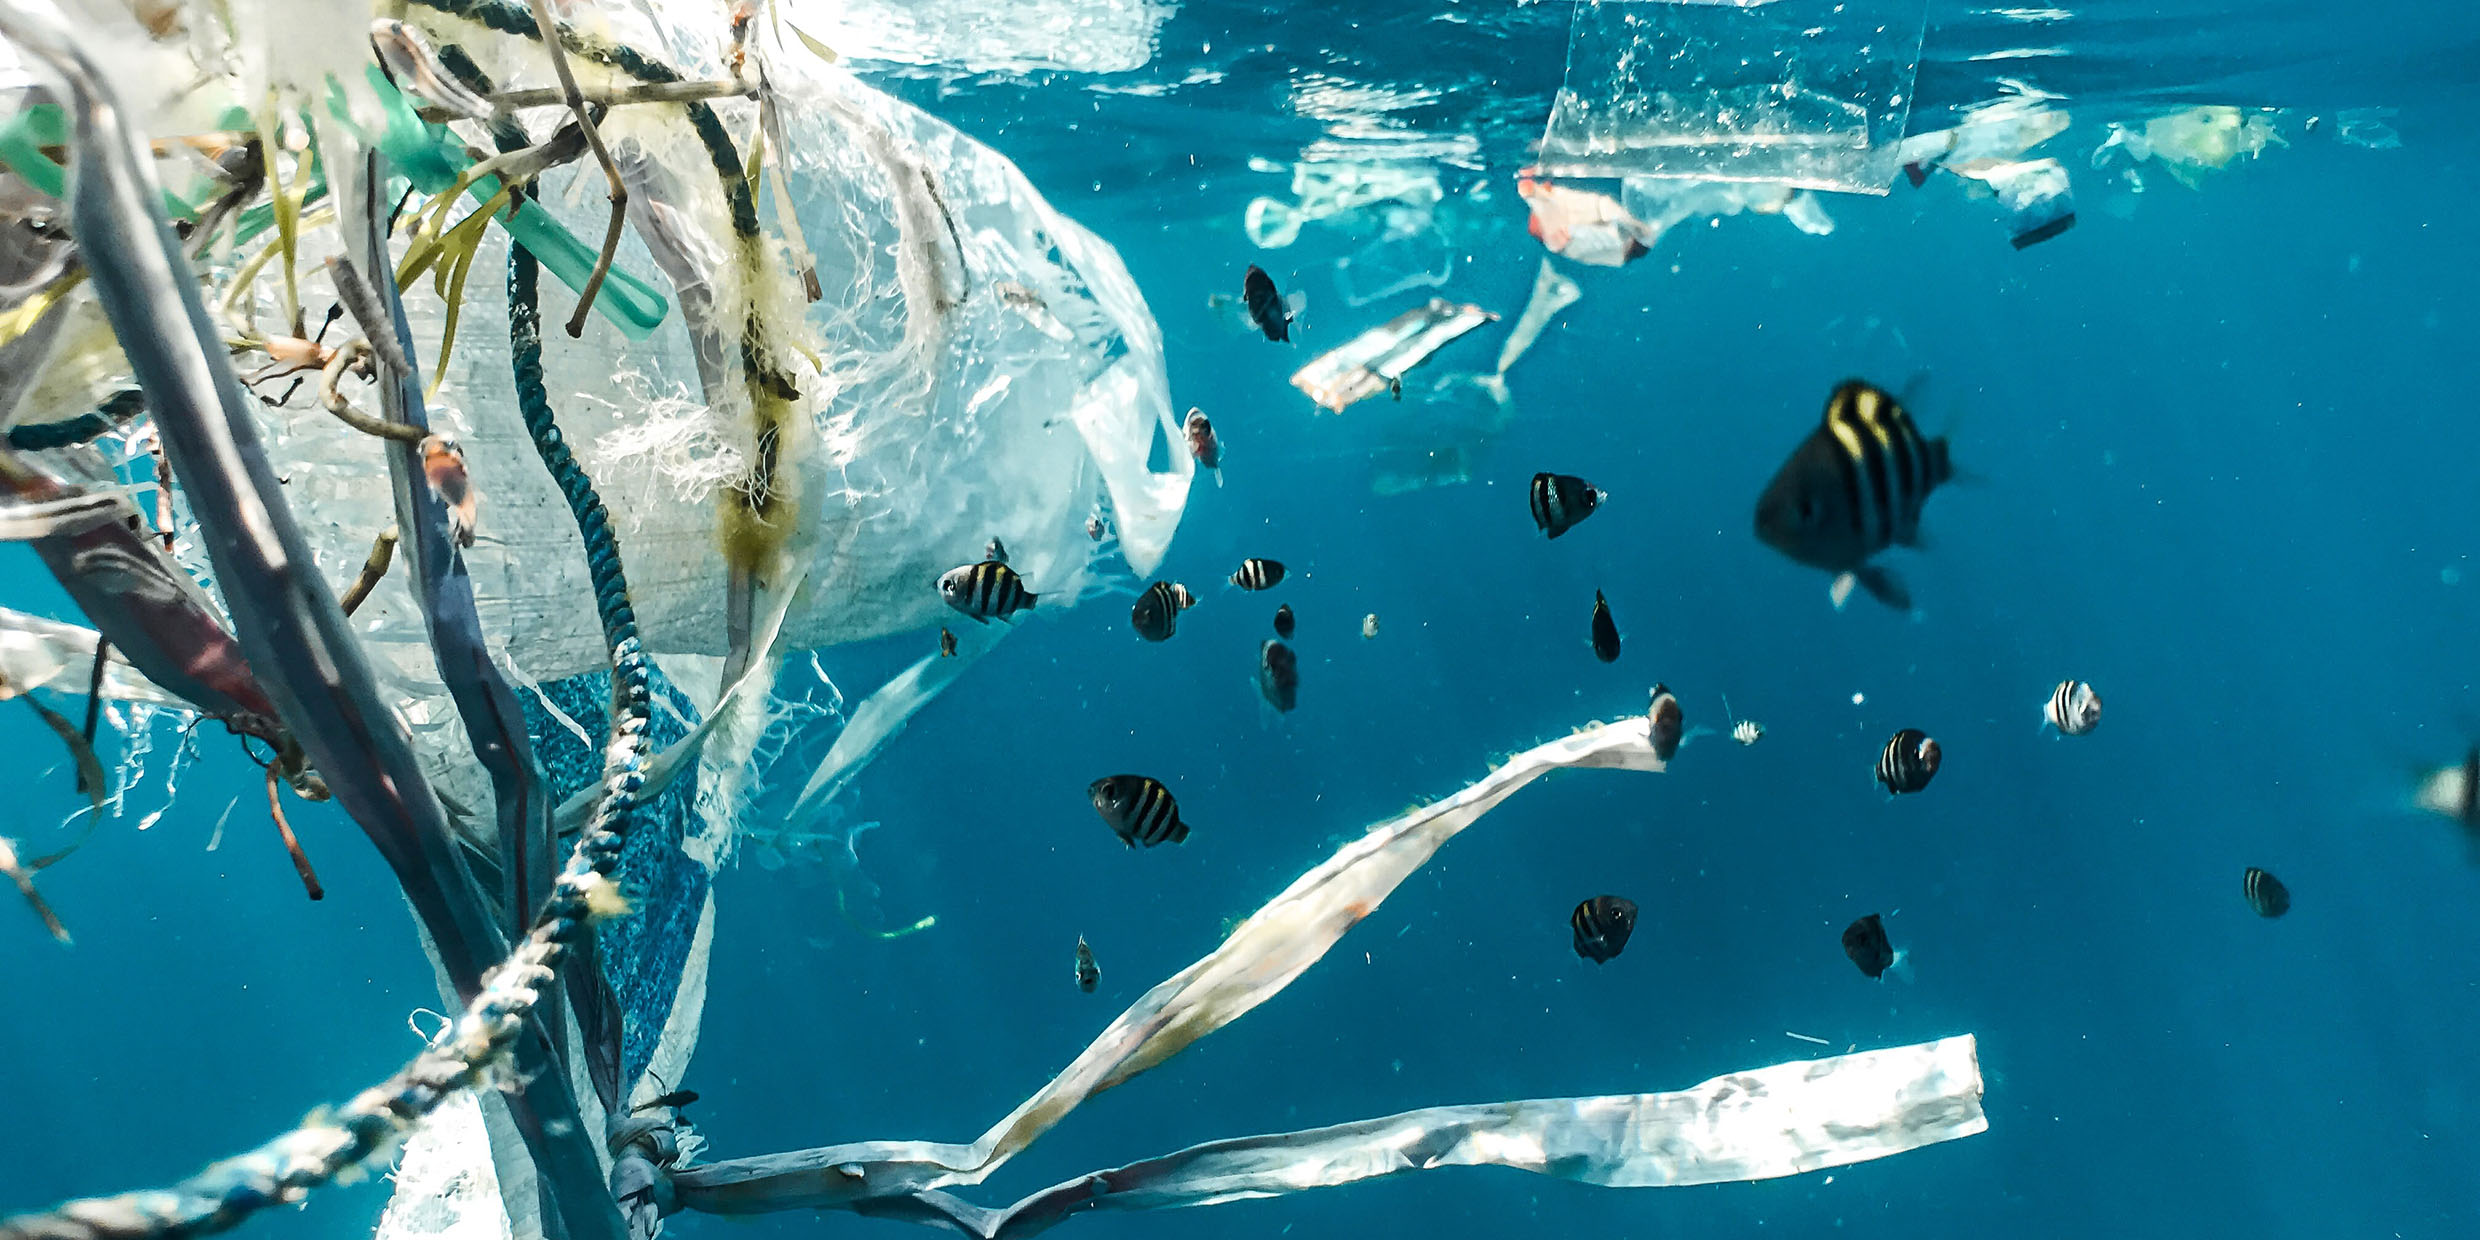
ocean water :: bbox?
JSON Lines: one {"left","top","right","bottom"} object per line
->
{"left": 5, "top": 2, "right": 2480, "bottom": 1239}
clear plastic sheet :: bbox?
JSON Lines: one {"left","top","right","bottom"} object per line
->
{"left": 1539, "top": 0, "right": 1929, "bottom": 194}
{"left": 777, "top": 0, "right": 1173, "bottom": 76}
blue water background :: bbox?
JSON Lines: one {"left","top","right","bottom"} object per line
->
{"left": 6, "top": 6, "right": 2480, "bottom": 1239}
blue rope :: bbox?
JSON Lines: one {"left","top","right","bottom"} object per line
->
{"left": 508, "top": 242, "right": 651, "bottom": 852}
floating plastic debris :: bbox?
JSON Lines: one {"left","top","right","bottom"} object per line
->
{"left": 1517, "top": 171, "right": 1656, "bottom": 267}
{"left": 1335, "top": 211, "right": 1455, "bottom": 307}
{"left": 1246, "top": 160, "right": 1444, "bottom": 249}
{"left": 1538, "top": 0, "right": 1930, "bottom": 193}
{"left": 1896, "top": 100, "right": 2077, "bottom": 247}
{"left": 2335, "top": 107, "right": 2404, "bottom": 150}
{"left": 1291, "top": 299, "right": 1497, "bottom": 414}
{"left": 789, "top": 0, "right": 1174, "bottom": 75}
{"left": 2092, "top": 105, "right": 2287, "bottom": 191}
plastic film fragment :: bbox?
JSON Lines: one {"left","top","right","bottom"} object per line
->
{"left": 1289, "top": 299, "right": 1497, "bottom": 414}
{"left": 1539, "top": 0, "right": 1929, "bottom": 194}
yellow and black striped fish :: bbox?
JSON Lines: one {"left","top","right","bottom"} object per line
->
{"left": 1571, "top": 894, "right": 1638, "bottom": 963}
{"left": 2242, "top": 867, "right": 2290, "bottom": 918}
{"left": 1231, "top": 558, "right": 1286, "bottom": 590}
{"left": 1531, "top": 472, "right": 1604, "bottom": 539}
{"left": 1876, "top": 728, "right": 1941, "bottom": 795}
{"left": 938, "top": 560, "right": 1037, "bottom": 622}
{"left": 1132, "top": 580, "right": 1197, "bottom": 642}
{"left": 1089, "top": 774, "right": 1191, "bottom": 848}
{"left": 1074, "top": 935, "right": 1101, "bottom": 992}
{"left": 1754, "top": 379, "right": 1953, "bottom": 611}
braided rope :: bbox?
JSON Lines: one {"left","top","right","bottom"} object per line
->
{"left": 0, "top": 206, "right": 658, "bottom": 1240}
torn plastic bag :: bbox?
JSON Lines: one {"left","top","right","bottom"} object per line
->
{"left": 1517, "top": 171, "right": 1656, "bottom": 267}
{"left": 1334, "top": 210, "right": 1453, "bottom": 307}
{"left": 1539, "top": 0, "right": 1929, "bottom": 194}
{"left": 855, "top": 1036, "right": 1986, "bottom": 1239}
{"left": 1290, "top": 300, "right": 1497, "bottom": 414}
{"left": 1246, "top": 160, "right": 1443, "bottom": 249}
{"left": 303, "top": 4, "right": 1193, "bottom": 700}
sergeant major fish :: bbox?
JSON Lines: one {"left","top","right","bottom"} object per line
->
{"left": 1231, "top": 558, "right": 1285, "bottom": 590}
{"left": 1571, "top": 894, "right": 1639, "bottom": 963}
{"left": 1089, "top": 774, "right": 1190, "bottom": 848}
{"left": 938, "top": 560, "right": 1038, "bottom": 622}
{"left": 1074, "top": 935, "right": 1101, "bottom": 991}
{"left": 1530, "top": 472, "right": 1604, "bottom": 539}
{"left": 1877, "top": 728, "right": 1941, "bottom": 795}
{"left": 2242, "top": 866, "right": 2290, "bottom": 918}
{"left": 2044, "top": 679, "right": 2102, "bottom": 735}
{"left": 1754, "top": 379, "right": 1955, "bottom": 611}
{"left": 1132, "top": 581, "right": 1197, "bottom": 642}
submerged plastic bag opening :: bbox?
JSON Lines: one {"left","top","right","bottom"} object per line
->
{"left": 1538, "top": 0, "right": 1929, "bottom": 194}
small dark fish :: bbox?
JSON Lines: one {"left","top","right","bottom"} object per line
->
{"left": 985, "top": 537, "right": 1009, "bottom": 565}
{"left": 1074, "top": 935, "right": 1101, "bottom": 992}
{"left": 1877, "top": 728, "right": 1941, "bottom": 795}
{"left": 1590, "top": 590, "right": 1620, "bottom": 662}
{"left": 1089, "top": 774, "right": 1190, "bottom": 848}
{"left": 1389, "top": 375, "right": 1403, "bottom": 401}
{"left": 2045, "top": 679, "right": 2102, "bottom": 735}
{"left": 1184, "top": 408, "right": 1223, "bottom": 485}
{"left": 1243, "top": 264, "right": 1296, "bottom": 342}
{"left": 1645, "top": 683, "right": 1684, "bottom": 761}
{"left": 1132, "top": 580, "right": 1196, "bottom": 642}
{"left": 633, "top": 1089, "right": 700, "bottom": 1114}
{"left": 1272, "top": 603, "right": 1295, "bottom": 639}
{"left": 1258, "top": 638, "right": 1299, "bottom": 712}
{"left": 938, "top": 560, "right": 1037, "bottom": 621}
{"left": 1530, "top": 472, "right": 1603, "bottom": 539}
{"left": 1754, "top": 379, "right": 1954, "bottom": 611}
{"left": 1231, "top": 558, "right": 1285, "bottom": 590}
{"left": 2242, "top": 867, "right": 2290, "bottom": 918}
{"left": 1570, "top": 894, "right": 1638, "bottom": 963}
{"left": 939, "top": 627, "right": 958, "bottom": 657}
{"left": 1842, "top": 913, "right": 1896, "bottom": 978}
{"left": 1085, "top": 515, "right": 1106, "bottom": 541}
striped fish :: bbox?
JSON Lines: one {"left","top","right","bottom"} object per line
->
{"left": 938, "top": 560, "right": 1037, "bottom": 622}
{"left": 1570, "top": 894, "right": 1638, "bottom": 963}
{"left": 1231, "top": 558, "right": 1285, "bottom": 590}
{"left": 1089, "top": 774, "right": 1190, "bottom": 848}
{"left": 1876, "top": 728, "right": 1941, "bottom": 795}
{"left": 2045, "top": 679, "right": 2102, "bottom": 735}
{"left": 1132, "top": 580, "right": 1196, "bottom": 642}
{"left": 2242, "top": 867, "right": 2290, "bottom": 918}
{"left": 1754, "top": 379, "right": 1953, "bottom": 611}
{"left": 1074, "top": 935, "right": 1101, "bottom": 992}
{"left": 1530, "top": 472, "right": 1603, "bottom": 539}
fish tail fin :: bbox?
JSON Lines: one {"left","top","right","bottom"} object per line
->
{"left": 1170, "top": 820, "right": 1191, "bottom": 844}
{"left": 1887, "top": 947, "right": 1915, "bottom": 984}
{"left": 1852, "top": 564, "right": 1913, "bottom": 612}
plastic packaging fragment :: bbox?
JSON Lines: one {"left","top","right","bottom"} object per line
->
{"left": 673, "top": 716, "right": 1668, "bottom": 1213}
{"left": 1620, "top": 176, "right": 1836, "bottom": 240}
{"left": 855, "top": 1036, "right": 1987, "bottom": 1240}
{"left": 1246, "top": 160, "right": 1443, "bottom": 250}
{"left": 1895, "top": 100, "right": 2075, "bottom": 247}
{"left": 2091, "top": 106, "right": 2286, "bottom": 191}
{"left": 782, "top": 0, "right": 1173, "bottom": 76}
{"left": 1537, "top": 0, "right": 1928, "bottom": 194}
{"left": 2333, "top": 107, "right": 2402, "bottom": 150}
{"left": 1290, "top": 299, "right": 1497, "bottom": 415}
{"left": 0, "top": 604, "right": 189, "bottom": 707}
{"left": 1494, "top": 259, "right": 1581, "bottom": 382}
{"left": 1516, "top": 171, "right": 1655, "bottom": 267}
{"left": 1334, "top": 211, "right": 1453, "bottom": 307}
